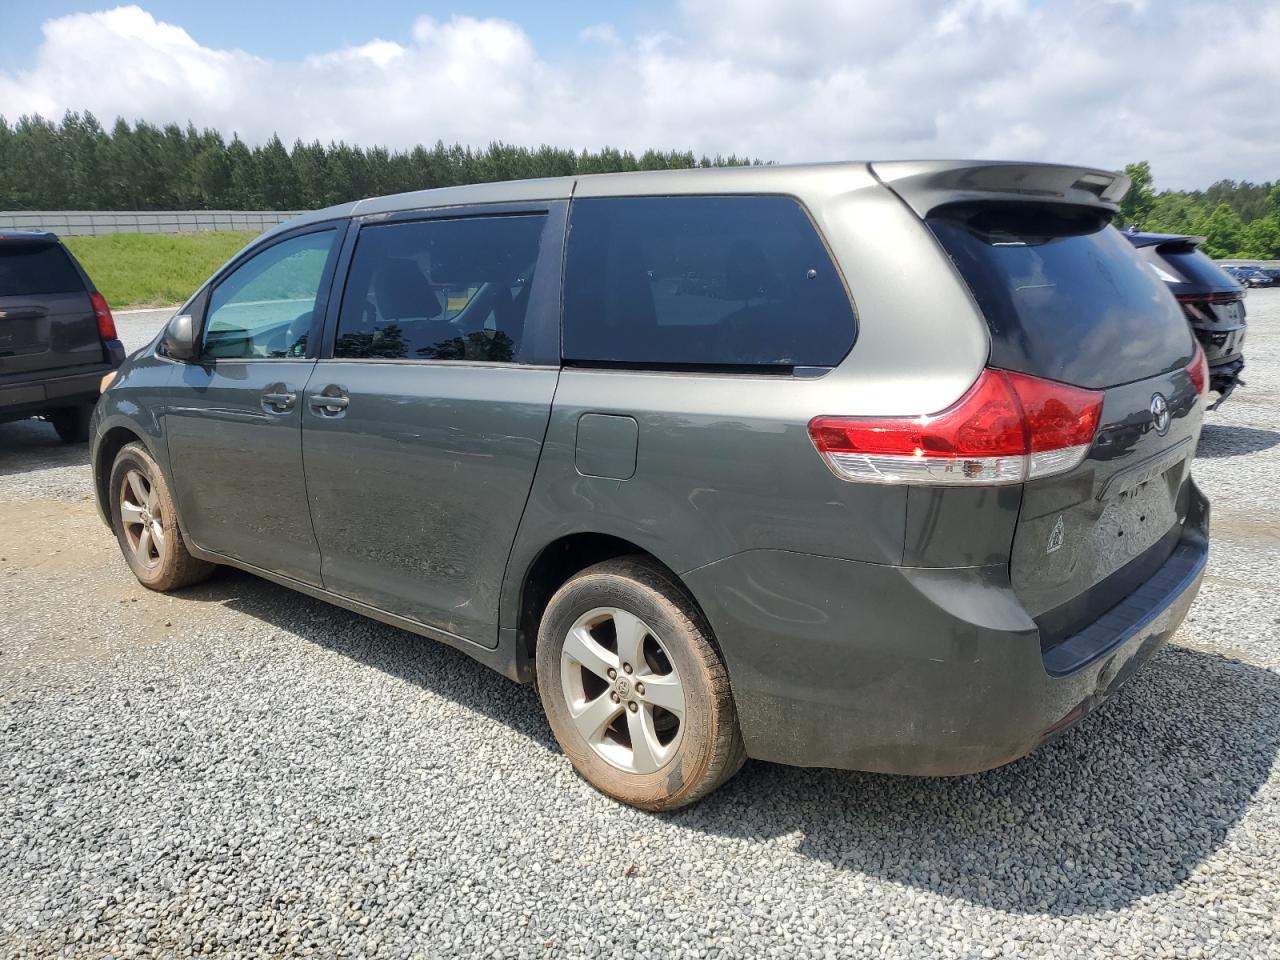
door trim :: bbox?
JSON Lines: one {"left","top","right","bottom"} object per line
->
{"left": 186, "top": 540, "right": 493, "bottom": 652}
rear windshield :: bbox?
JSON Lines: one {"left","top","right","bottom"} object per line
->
{"left": 928, "top": 204, "right": 1193, "bottom": 388}
{"left": 1156, "top": 246, "right": 1241, "bottom": 292}
{"left": 563, "top": 195, "right": 855, "bottom": 370}
{"left": 0, "top": 242, "right": 84, "bottom": 298}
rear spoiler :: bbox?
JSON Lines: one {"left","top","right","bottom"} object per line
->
{"left": 1125, "top": 231, "right": 1206, "bottom": 251}
{"left": 870, "top": 161, "right": 1129, "bottom": 218}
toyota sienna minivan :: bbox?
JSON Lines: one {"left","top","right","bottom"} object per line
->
{"left": 93, "top": 161, "right": 1210, "bottom": 810}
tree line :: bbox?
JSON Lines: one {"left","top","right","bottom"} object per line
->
{"left": 1, "top": 114, "right": 1275, "bottom": 259}
{"left": 0, "top": 112, "right": 758, "bottom": 213}
{"left": 1118, "top": 161, "right": 1279, "bottom": 259}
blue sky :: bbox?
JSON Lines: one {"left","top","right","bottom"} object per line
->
{"left": 0, "top": 1, "right": 667, "bottom": 66}
{"left": 1, "top": 2, "right": 1275, "bottom": 189}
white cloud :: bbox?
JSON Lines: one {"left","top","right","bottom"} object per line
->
{"left": 0, "top": 2, "right": 1276, "bottom": 188}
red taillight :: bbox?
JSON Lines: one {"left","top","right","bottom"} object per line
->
{"left": 1186, "top": 343, "right": 1208, "bottom": 397}
{"left": 90, "top": 290, "right": 116, "bottom": 340}
{"left": 809, "top": 369, "right": 1103, "bottom": 485}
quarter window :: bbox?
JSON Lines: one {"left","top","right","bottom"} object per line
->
{"left": 334, "top": 215, "right": 547, "bottom": 363}
{"left": 562, "top": 196, "right": 855, "bottom": 369}
{"left": 203, "top": 229, "right": 337, "bottom": 360}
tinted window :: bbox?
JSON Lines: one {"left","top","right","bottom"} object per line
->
{"left": 928, "top": 204, "right": 1193, "bottom": 389}
{"left": 0, "top": 242, "right": 84, "bottom": 297}
{"left": 563, "top": 196, "right": 855, "bottom": 369}
{"left": 334, "top": 215, "right": 546, "bottom": 363}
{"left": 204, "top": 230, "right": 337, "bottom": 360}
{"left": 1155, "top": 246, "right": 1241, "bottom": 292}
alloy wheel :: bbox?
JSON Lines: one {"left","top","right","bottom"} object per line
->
{"left": 559, "top": 606, "right": 686, "bottom": 774}
{"left": 118, "top": 469, "right": 165, "bottom": 568}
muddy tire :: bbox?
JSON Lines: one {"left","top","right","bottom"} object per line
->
{"left": 536, "top": 557, "right": 745, "bottom": 811}
{"left": 109, "top": 441, "right": 215, "bottom": 591}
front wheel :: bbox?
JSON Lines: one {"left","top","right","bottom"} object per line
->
{"left": 536, "top": 557, "right": 745, "bottom": 810}
{"left": 109, "top": 442, "right": 215, "bottom": 591}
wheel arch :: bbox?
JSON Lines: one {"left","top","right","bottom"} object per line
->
{"left": 509, "top": 532, "right": 715, "bottom": 670}
{"left": 93, "top": 424, "right": 149, "bottom": 525}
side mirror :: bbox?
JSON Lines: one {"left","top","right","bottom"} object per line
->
{"left": 161, "top": 313, "right": 198, "bottom": 361}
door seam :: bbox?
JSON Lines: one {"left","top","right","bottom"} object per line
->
{"left": 296, "top": 360, "right": 327, "bottom": 584}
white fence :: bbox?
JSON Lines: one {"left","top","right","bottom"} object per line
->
{"left": 0, "top": 210, "right": 303, "bottom": 236}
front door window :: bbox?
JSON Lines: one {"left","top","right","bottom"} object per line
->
{"left": 204, "top": 230, "right": 338, "bottom": 360}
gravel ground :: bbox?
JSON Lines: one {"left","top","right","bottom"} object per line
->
{"left": 2, "top": 294, "right": 1279, "bottom": 959}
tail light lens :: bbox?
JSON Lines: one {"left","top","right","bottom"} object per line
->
{"left": 1186, "top": 343, "right": 1209, "bottom": 397}
{"left": 809, "top": 369, "right": 1103, "bottom": 485}
{"left": 90, "top": 291, "right": 116, "bottom": 340}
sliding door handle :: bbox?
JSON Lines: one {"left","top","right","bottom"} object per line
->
{"left": 308, "top": 386, "right": 350, "bottom": 417}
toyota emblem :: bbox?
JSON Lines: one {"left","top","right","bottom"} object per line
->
{"left": 1150, "top": 393, "right": 1170, "bottom": 436}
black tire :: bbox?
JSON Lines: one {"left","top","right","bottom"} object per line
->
{"left": 49, "top": 404, "right": 92, "bottom": 443}
{"left": 109, "top": 441, "right": 215, "bottom": 591}
{"left": 536, "top": 557, "right": 745, "bottom": 811}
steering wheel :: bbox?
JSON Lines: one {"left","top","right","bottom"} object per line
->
{"left": 281, "top": 310, "right": 313, "bottom": 357}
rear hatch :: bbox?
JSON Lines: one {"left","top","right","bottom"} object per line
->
{"left": 1138, "top": 237, "right": 1245, "bottom": 369}
{"left": 0, "top": 236, "right": 102, "bottom": 378}
{"left": 921, "top": 196, "right": 1201, "bottom": 650}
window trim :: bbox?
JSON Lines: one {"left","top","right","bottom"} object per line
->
{"left": 559, "top": 192, "right": 858, "bottom": 374}
{"left": 319, "top": 200, "right": 568, "bottom": 367}
{"left": 193, "top": 220, "right": 349, "bottom": 365}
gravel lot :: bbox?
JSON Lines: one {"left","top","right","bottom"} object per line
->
{"left": 2, "top": 295, "right": 1279, "bottom": 959}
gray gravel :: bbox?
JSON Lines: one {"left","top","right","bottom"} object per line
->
{"left": 3, "top": 294, "right": 1280, "bottom": 959}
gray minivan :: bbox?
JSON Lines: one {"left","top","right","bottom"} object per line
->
{"left": 93, "top": 161, "right": 1210, "bottom": 809}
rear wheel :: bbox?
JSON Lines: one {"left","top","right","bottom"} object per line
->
{"left": 109, "top": 442, "right": 215, "bottom": 591}
{"left": 49, "top": 404, "right": 92, "bottom": 443}
{"left": 536, "top": 557, "right": 745, "bottom": 810}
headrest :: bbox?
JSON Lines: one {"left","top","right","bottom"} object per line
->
{"left": 373, "top": 258, "right": 441, "bottom": 321}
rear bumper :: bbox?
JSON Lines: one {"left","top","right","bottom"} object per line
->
{"left": 684, "top": 481, "right": 1209, "bottom": 775}
{"left": 1208, "top": 357, "right": 1244, "bottom": 402}
{"left": 0, "top": 363, "right": 116, "bottom": 423}
{"left": 0, "top": 341, "right": 123, "bottom": 422}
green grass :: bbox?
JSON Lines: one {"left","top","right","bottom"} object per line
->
{"left": 63, "top": 232, "right": 258, "bottom": 309}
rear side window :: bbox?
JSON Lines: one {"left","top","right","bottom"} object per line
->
{"left": 562, "top": 196, "right": 855, "bottom": 369}
{"left": 334, "top": 214, "right": 546, "bottom": 364}
{"left": 928, "top": 204, "right": 1193, "bottom": 389}
{"left": 0, "top": 242, "right": 84, "bottom": 297}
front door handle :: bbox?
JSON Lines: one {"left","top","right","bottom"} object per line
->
{"left": 261, "top": 386, "right": 297, "bottom": 414}
{"left": 308, "top": 385, "right": 350, "bottom": 417}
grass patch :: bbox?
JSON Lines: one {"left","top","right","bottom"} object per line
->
{"left": 63, "top": 232, "right": 258, "bottom": 309}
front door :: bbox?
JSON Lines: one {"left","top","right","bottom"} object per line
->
{"left": 301, "top": 206, "right": 564, "bottom": 644}
{"left": 165, "top": 225, "right": 343, "bottom": 585}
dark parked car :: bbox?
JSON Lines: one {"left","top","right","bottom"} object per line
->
{"left": 1240, "top": 269, "right": 1274, "bottom": 288}
{"left": 0, "top": 231, "right": 124, "bottom": 441}
{"left": 1126, "top": 232, "right": 1246, "bottom": 406}
{"left": 94, "top": 161, "right": 1209, "bottom": 809}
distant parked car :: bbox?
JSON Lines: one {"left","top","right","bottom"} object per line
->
{"left": 0, "top": 231, "right": 124, "bottom": 441}
{"left": 1239, "top": 269, "right": 1274, "bottom": 288}
{"left": 1126, "top": 232, "right": 1246, "bottom": 407}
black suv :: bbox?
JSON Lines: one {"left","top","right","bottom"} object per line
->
{"left": 1125, "top": 231, "right": 1246, "bottom": 407}
{"left": 0, "top": 231, "right": 124, "bottom": 441}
